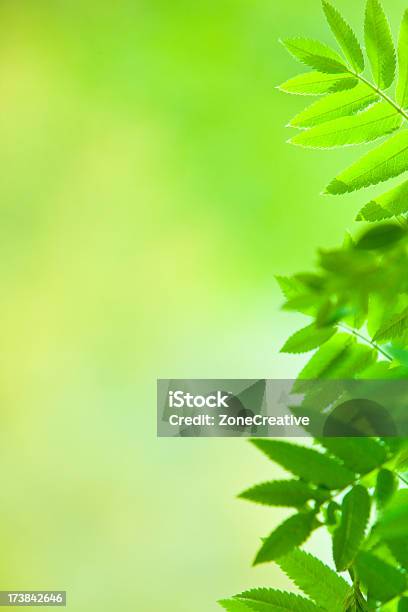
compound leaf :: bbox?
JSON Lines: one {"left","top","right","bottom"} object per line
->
{"left": 280, "top": 323, "right": 335, "bottom": 353}
{"left": 251, "top": 439, "right": 355, "bottom": 489}
{"left": 333, "top": 485, "right": 371, "bottom": 571}
{"left": 365, "top": 0, "right": 396, "bottom": 89}
{"left": 281, "top": 38, "right": 349, "bottom": 73}
{"left": 277, "top": 549, "right": 351, "bottom": 611}
{"left": 290, "top": 102, "right": 401, "bottom": 148}
{"left": 326, "top": 130, "right": 408, "bottom": 195}
{"left": 254, "top": 512, "right": 318, "bottom": 565}
{"left": 290, "top": 83, "right": 378, "bottom": 128}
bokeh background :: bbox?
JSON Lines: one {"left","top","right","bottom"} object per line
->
{"left": 0, "top": 1, "right": 402, "bottom": 610}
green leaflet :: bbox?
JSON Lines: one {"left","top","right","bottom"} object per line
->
{"left": 325, "top": 130, "right": 408, "bottom": 195}
{"left": 365, "top": 0, "right": 396, "bottom": 89}
{"left": 280, "top": 323, "right": 335, "bottom": 353}
{"left": 333, "top": 485, "right": 370, "bottom": 571}
{"left": 377, "top": 489, "right": 408, "bottom": 540}
{"left": 290, "top": 102, "right": 402, "bottom": 148}
{"left": 387, "top": 538, "right": 408, "bottom": 570}
{"left": 399, "top": 598, "right": 408, "bottom": 612}
{"left": 318, "top": 437, "right": 387, "bottom": 474}
{"left": 295, "top": 334, "right": 376, "bottom": 384}
{"left": 355, "top": 223, "right": 405, "bottom": 250}
{"left": 277, "top": 549, "right": 351, "bottom": 611}
{"left": 219, "top": 600, "right": 251, "bottom": 612}
{"left": 253, "top": 511, "right": 318, "bottom": 565}
{"left": 250, "top": 439, "right": 355, "bottom": 489}
{"left": 356, "top": 180, "right": 408, "bottom": 221}
{"left": 397, "top": 10, "right": 408, "bottom": 108}
{"left": 227, "top": 589, "right": 322, "bottom": 612}
{"left": 278, "top": 72, "right": 358, "bottom": 95}
{"left": 281, "top": 38, "right": 349, "bottom": 74}
{"left": 355, "top": 551, "right": 406, "bottom": 602}
{"left": 374, "top": 306, "right": 408, "bottom": 341}
{"left": 238, "top": 480, "right": 329, "bottom": 508}
{"left": 322, "top": 1, "right": 364, "bottom": 73}
{"left": 375, "top": 469, "right": 398, "bottom": 509}
{"left": 290, "top": 83, "right": 378, "bottom": 128}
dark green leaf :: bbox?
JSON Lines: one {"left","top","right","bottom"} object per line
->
{"left": 319, "top": 438, "right": 387, "bottom": 474}
{"left": 355, "top": 551, "right": 406, "bottom": 602}
{"left": 387, "top": 538, "right": 408, "bottom": 570}
{"left": 251, "top": 439, "right": 355, "bottom": 489}
{"left": 375, "top": 469, "right": 398, "bottom": 508}
{"left": 333, "top": 485, "right": 371, "bottom": 571}
{"left": 399, "top": 598, "right": 408, "bottom": 612}
{"left": 254, "top": 511, "right": 318, "bottom": 565}
{"left": 355, "top": 224, "right": 405, "bottom": 251}
{"left": 377, "top": 489, "right": 408, "bottom": 539}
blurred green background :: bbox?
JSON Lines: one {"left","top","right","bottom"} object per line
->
{"left": 0, "top": 1, "right": 402, "bottom": 610}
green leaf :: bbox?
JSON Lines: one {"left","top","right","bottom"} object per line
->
{"left": 290, "top": 83, "right": 378, "bottom": 128}
{"left": 322, "top": 1, "right": 364, "bottom": 73}
{"left": 229, "top": 589, "right": 323, "bottom": 612}
{"left": 377, "top": 489, "right": 408, "bottom": 539}
{"left": 365, "top": 0, "right": 396, "bottom": 89}
{"left": 238, "top": 480, "right": 329, "bottom": 508}
{"left": 387, "top": 538, "right": 408, "bottom": 570}
{"left": 219, "top": 600, "right": 251, "bottom": 612}
{"left": 290, "top": 102, "right": 401, "bottom": 148}
{"left": 356, "top": 180, "right": 408, "bottom": 221}
{"left": 326, "top": 130, "right": 408, "bottom": 195}
{"left": 374, "top": 306, "right": 408, "bottom": 342}
{"left": 397, "top": 10, "right": 408, "bottom": 108}
{"left": 333, "top": 485, "right": 371, "bottom": 571}
{"left": 278, "top": 72, "right": 358, "bottom": 95}
{"left": 295, "top": 334, "right": 376, "bottom": 384}
{"left": 281, "top": 38, "right": 349, "bottom": 74}
{"left": 355, "top": 551, "right": 406, "bottom": 602}
{"left": 254, "top": 511, "right": 318, "bottom": 565}
{"left": 280, "top": 324, "right": 335, "bottom": 353}
{"left": 277, "top": 549, "right": 351, "bottom": 611}
{"left": 318, "top": 438, "right": 387, "bottom": 474}
{"left": 251, "top": 439, "right": 355, "bottom": 489}
{"left": 375, "top": 469, "right": 398, "bottom": 509}
{"left": 355, "top": 223, "right": 405, "bottom": 251}
{"left": 399, "top": 598, "right": 408, "bottom": 612}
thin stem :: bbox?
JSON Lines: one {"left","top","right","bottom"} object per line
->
{"left": 338, "top": 322, "right": 393, "bottom": 362}
{"left": 349, "top": 70, "right": 408, "bottom": 122}
{"left": 397, "top": 471, "right": 408, "bottom": 486}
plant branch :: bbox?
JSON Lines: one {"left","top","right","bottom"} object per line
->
{"left": 348, "top": 70, "right": 408, "bottom": 122}
{"left": 337, "top": 323, "right": 393, "bottom": 362}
